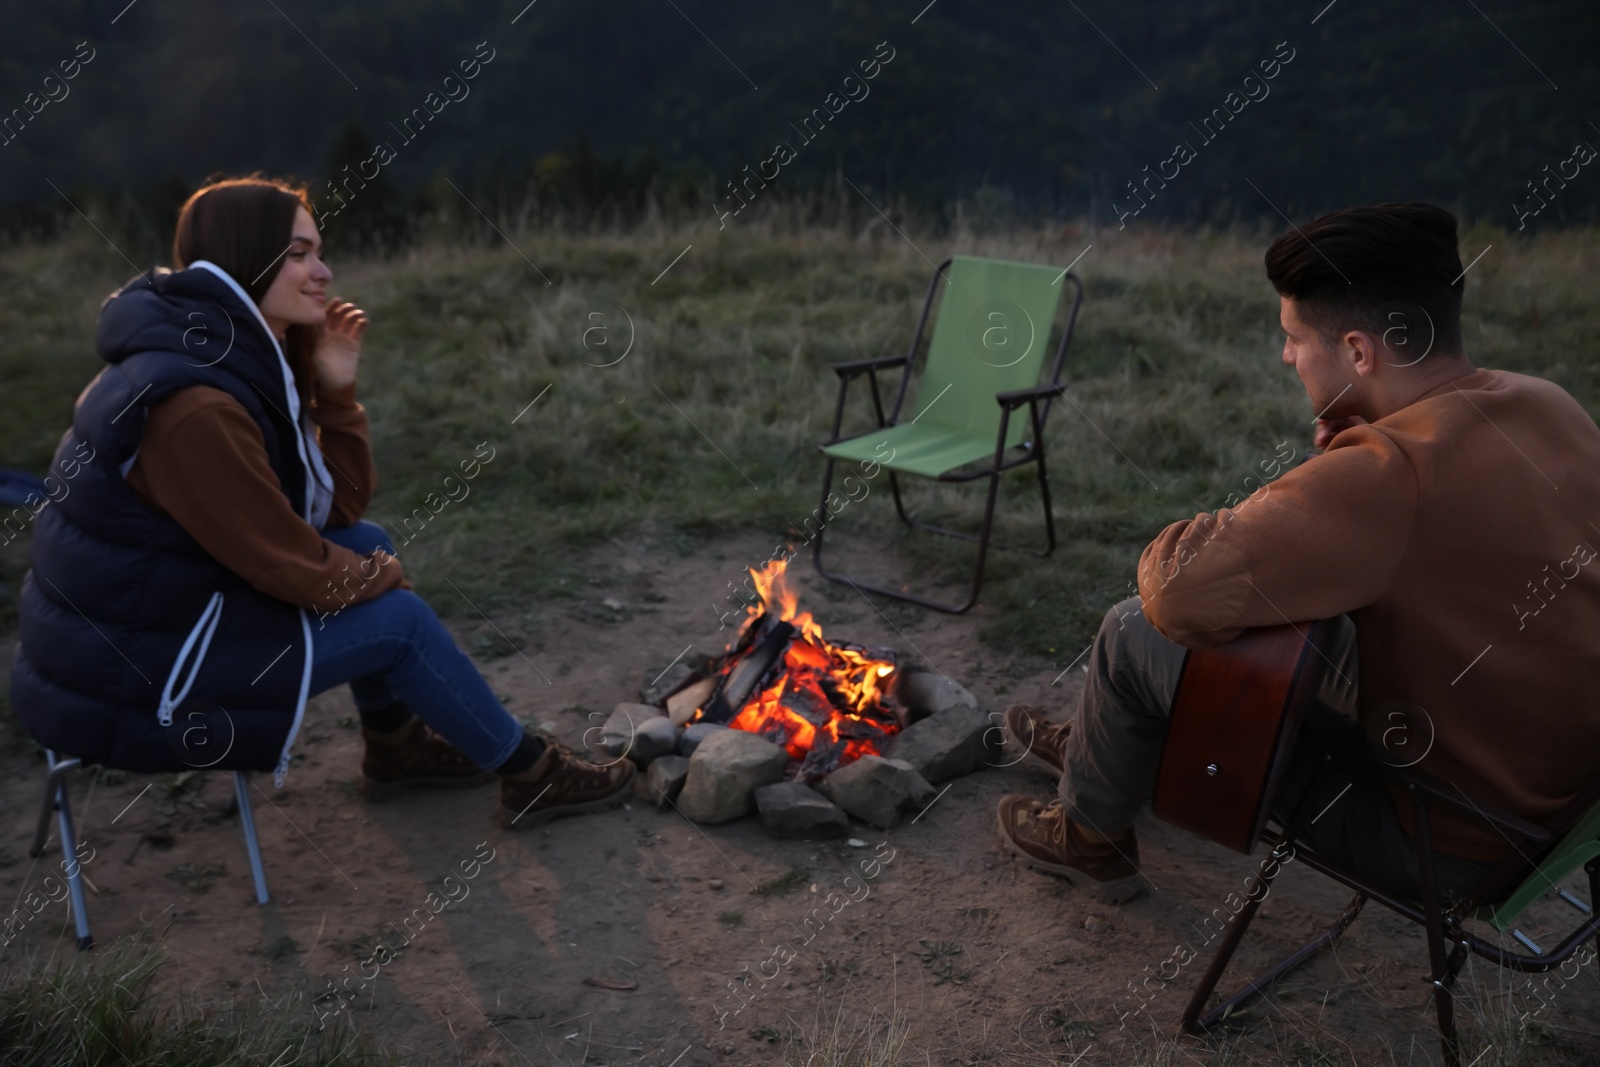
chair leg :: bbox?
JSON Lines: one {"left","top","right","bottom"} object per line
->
{"left": 887, "top": 472, "right": 915, "bottom": 530}
{"left": 814, "top": 458, "right": 985, "bottom": 613}
{"left": 234, "top": 772, "right": 270, "bottom": 905}
{"left": 963, "top": 467, "right": 1004, "bottom": 611}
{"left": 811, "top": 457, "right": 869, "bottom": 596}
{"left": 811, "top": 456, "right": 841, "bottom": 574}
{"left": 890, "top": 461, "right": 1054, "bottom": 557}
{"left": 1183, "top": 841, "right": 1366, "bottom": 1032}
{"left": 33, "top": 751, "right": 93, "bottom": 950}
{"left": 813, "top": 452, "right": 1034, "bottom": 613}
{"left": 1425, "top": 940, "right": 1469, "bottom": 1067}
{"left": 1410, "top": 794, "right": 1465, "bottom": 1067}
{"left": 31, "top": 750, "right": 80, "bottom": 859}
{"left": 1588, "top": 860, "right": 1600, "bottom": 959}
{"left": 1430, "top": 952, "right": 1462, "bottom": 1067}
{"left": 1034, "top": 445, "right": 1057, "bottom": 556}
{"left": 58, "top": 795, "right": 94, "bottom": 950}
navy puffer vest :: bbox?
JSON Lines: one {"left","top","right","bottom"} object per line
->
{"left": 10, "top": 261, "right": 324, "bottom": 782}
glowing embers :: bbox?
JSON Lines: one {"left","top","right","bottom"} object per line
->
{"left": 695, "top": 557, "right": 901, "bottom": 780}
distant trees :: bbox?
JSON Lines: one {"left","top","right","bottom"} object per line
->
{"left": 1, "top": 0, "right": 1594, "bottom": 240}
{"left": 317, "top": 124, "right": 409, "bottom": 254}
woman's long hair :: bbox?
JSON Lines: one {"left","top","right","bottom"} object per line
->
{"left": 171, "top": 176, "right": 320, "bottom": 407}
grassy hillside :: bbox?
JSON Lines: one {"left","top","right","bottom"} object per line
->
{"left": 2, "top": 220, "right": 1595, "bottom": 670}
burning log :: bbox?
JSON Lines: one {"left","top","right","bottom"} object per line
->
{"left": 666, "top": 676, "right": 715, "bottom": 725}
{"left": 796, "top": 738, "right": 848, "bottom": 782}
{"left": 699, "top": 614, "right": 795, "bottom": 725}
{"left": 687, "top": 557, "right": 903, "bottom": 776}
{"left": 624, "top": 555, "right": 988, "bottom": 835}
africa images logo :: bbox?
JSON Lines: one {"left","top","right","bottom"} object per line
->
{"left": 166, "top": 698, "right": 238, "bottom": 769}
{"left": 965, "top": 299, "right": 1037, "bottom": 369}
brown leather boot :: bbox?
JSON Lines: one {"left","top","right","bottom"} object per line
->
{"left": 500, "top": 741, "right": 636, "bottom": 830}
{"left": 995, "top": 795, "right": 1144, "bottom": 904}
{"left": 361, "top": 718, "right": 496, "bottom": 800}
{"left": 1001, "top": 704, "right": 1072, "bottom": 774}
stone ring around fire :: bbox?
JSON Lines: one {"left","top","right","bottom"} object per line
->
{"left": 583, "top": 708, "right": 636, "bottom": 767}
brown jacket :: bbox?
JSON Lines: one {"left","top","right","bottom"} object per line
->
{"left": 1138, "top": 368, "right": 1600, "bottom": 859}
{"left": 125, "top": 382, "right": 409, "bottom": 618}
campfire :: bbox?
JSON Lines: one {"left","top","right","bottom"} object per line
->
{"left": 596, "top": 553, "right": 989, "bottom": 835}
{"left": 684, "top": 557, "right": 903, "bottom": 781}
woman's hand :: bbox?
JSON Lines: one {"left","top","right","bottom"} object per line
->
{"left": 312, "top": 300, "right": 369, "bottom": 390}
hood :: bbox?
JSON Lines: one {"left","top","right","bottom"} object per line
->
{"left": 88, "top": 260, "right": 336, "bottom": 531}
{"left": 95, "top": 262, "right": 287, "bottom": 399}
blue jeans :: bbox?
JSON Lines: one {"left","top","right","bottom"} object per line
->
{"left": 308, "top": 521, "right": 523, "bottom": 770}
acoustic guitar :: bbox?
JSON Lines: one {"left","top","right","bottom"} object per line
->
{"left": 1152, "top": 618, "right": 1340, "bottom": 854}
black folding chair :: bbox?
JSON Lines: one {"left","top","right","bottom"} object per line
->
{"left": 1182, "top": 732, "right": 1600, "bottom": 1066}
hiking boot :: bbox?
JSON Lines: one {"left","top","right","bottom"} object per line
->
{"left": 500, "top": 741, "right": 637, "bottom": 830}
{"left": 360, "top": 718, "right": 496, "bottom": 800}
{"left": 995, "top": 795, "right": 1144, "bottom": 904}
{"left": 1002, "top": 704, "right": 1072, "bottom": 774}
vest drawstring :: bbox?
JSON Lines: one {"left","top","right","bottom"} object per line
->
{"left": 273, "top": 608, "right": 316, "bottom": 787}
{"left": 158, "top": 591, "right": 224, "bottom": 726}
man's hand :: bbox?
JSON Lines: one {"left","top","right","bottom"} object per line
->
{"left": 312, "top": 300, "right": 369, "bottom": 390}
{"left": 1313, "top": 415, "right": 1367, "bottom": 451}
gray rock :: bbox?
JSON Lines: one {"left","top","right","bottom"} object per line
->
{"left": 754, "top": 782, "right": 849, "bottom": 839}
{"left": 630, "top": 716, "right": 682, "bottom": 765}
{"left": 677, "top": 730, "right": 790, "bottom": 824}
{"left": 678, "top": 722, "right": 730, "bottom": 757}
{"left": 645, "top": 755, "right": 691, "bottom": 807}
{"left": 894, "top": 669, "right": 979, "bottom": 719}
{"left": 817, "top": 756, "right": 937, "bottom": 830}
{"left": 884, "top": 705, "right": 999, "bottom": 783}
{"left": 590, "top": 702, "right": 666, "bottom": 758}
{"left": 640, "top": 661, "right": 698, "bottom": 705}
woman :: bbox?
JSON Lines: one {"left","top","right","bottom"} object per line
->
{"left": 11, "top": 175, "right": 632, "bottom": 828}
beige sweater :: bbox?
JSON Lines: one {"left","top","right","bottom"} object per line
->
{"left": 1138, "top": 367, "right": 1600, "bottom": 860}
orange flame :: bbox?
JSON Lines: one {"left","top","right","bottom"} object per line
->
{"left": 746, "top": 555, "right": 824, "bottom": 643}
{"left": 722, "top": 554, "right": 898, "bottom": 766}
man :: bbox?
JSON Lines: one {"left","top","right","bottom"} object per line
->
{"left": 996, "top": 202, "right": 1600, "bottom": 905}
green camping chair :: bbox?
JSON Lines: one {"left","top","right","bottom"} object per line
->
{"left": 1182, "top": 724, "right": 1600, "bottom": 1067}
{"left": 812, "top": 254, "right": 1085, "bottom": 612}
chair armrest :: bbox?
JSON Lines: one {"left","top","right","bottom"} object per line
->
{"left": 1393, "top": 763, "right": 1553, "bottom": 843}
{"left": 832, "top": 354, "right": 908, "bottom": 379}
{"left": 824, "top": 355, "right": 906, "bottom": 443}
{"left": 995, "top": 382, "right": 1063, "bottom": 409}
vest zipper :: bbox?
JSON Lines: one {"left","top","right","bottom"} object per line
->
{"left": 158, "top": 591, "right": 224, "bottom": 726}
{"left": 183, "top": 263, "right": 323, "bottom": 785}
{"left": 273, "top": 608, "right": 315, "bottom": 787}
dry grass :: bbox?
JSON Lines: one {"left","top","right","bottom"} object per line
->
{"left": 4, "top": 217, "right": 1596, "bottom": 669}
{"left": 0, "top": 937, "right": 399, "bottom": 1066}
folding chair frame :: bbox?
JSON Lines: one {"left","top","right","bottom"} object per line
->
{"left": 1181, "top": 745, "right": 1600, "bottom": 1067}
{"left": 30, "top": 748, "right": 271, "bottom": 950}
{"left": 812, "top": 257, "right": 1086, "bottom": 613}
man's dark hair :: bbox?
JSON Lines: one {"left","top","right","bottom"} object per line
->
{"left": 1264, "top": 202, "right": 1465, "bottom": 359}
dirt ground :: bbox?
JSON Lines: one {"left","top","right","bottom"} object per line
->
{"left": 4, "top": 529, "right": 1598, "bottom": 1067}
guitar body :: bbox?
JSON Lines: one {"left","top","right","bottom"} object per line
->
{"left": 1153, "top": 619, "right": 1340, "bottom": 854}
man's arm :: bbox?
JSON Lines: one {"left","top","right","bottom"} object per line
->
{"left": 1136, "top": 426, "right": 1417, "bottom": 648}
